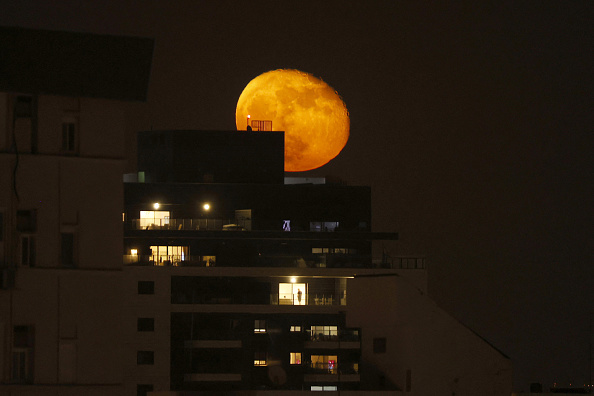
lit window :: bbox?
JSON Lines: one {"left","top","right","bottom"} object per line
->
{"left": 139, "top": 210, "right": 170, "bottom": 229}
{"left": 283, "top": 220, "right": 291, "bottom": 231}
{"left": 309, "top": 326, "right": 338, "bottom": 341}
{"left": 310, "top": 355, "right": 337, "bottom": 374}
{"left": 131, "top": 249, "right": 138, "bottom": 256}
{"left": 254, "top": 351, "right": 267, "bottom": 366}
{"left": 290, "top": 325, "right": 301, "bottom": 332}
{"left": 279, "top": 282, "right": 307, "bottom": 305}
{"left": 290, "top": 352, "right": 301, "bottom": 365}
{"left": 254, "top": 319, "right": 266, "bottom": 333}
{"left": 311, "top": 385, "right": 338, "bottom": 391}
{"left": 149, "top": 245, "right": 189, "bottom": 265}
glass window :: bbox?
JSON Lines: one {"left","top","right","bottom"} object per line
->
{"left": 254, "top": 319, "right": 266, "bottom": 333}
{"left": 136, "top": 351, "right": 154, "bottom": 365}
{"left": 61, "top": 232, "right": 76, "bottom": 267}
{"left": 290, "top": 325, "right": 301, "bottom": 332}
{"left": 309, "top": 326, "right": 338, "bottom": 341}
{"left": 137, "top": 318, "right": 155, "bottom": 332}
{"left": 254, "top": 351, "right": 266, "bottom": 366}
{"left": 20, "top": 235, "right": 35, "bottom": 267}
{"left": 138, "top": 281, "right": 154, "bottom": 295}
{"left": 279, "top": 282, "right": 307, "bottom": 305}
{"left": 137, "top": 384, "right": 154, "bottom": 396}
{"left": 61, "top": 119, "right": 77, "bottom": 153}
{"left": 139, "top": 210, "right": 170, "bottom": 229}
{"left": 149, "top": 245, "right": 188, "bottom": 265}
{"left": 310, "top": 355, "right": 338, "bottom": 374}
{"left": 290, "top": 352, "right": 301, "bottom": 365}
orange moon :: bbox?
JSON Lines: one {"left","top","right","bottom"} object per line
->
{"left": 235, "top": 69, "right": 350, "bottom": 172}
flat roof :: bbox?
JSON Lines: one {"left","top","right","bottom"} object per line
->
{"left": 0, "top": 26, "right": 154, "bottom": 101}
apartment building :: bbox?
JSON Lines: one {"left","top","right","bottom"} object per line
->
{"left": 0, "top": 27, "right": 153, "bottom": 396}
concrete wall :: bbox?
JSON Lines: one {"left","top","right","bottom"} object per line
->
{"left": 0, "top": 93, "right": 128, "bottom": 395}
{"left": 347, "top": 275, "right": 512, "bottom": 396}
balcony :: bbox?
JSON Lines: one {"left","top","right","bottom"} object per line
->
{"left": 127, "top": 218, "right": 247, "bottom": 231}
{"left": 270, "top": 293, "right": 344, "bottom": 306}
{"left": 123, "top": 253, "right": 374, "bottom": 269}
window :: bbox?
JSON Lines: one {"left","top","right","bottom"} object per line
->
{"left": 309, "top": 326, "right": 338, "bottom": 341}
{"left": 290, "top": 352, "right": 301, "bottom": 365}
{"left": 138, "top": 281, "right": 154, "bottom": 295}
{"left": 61, "top": 118, "right": 78, "bottom": 153}
{"left": 20, "top": 235, "right": 35, "bottom": 267}
{"left": 373, "top": 337, "right": 387, "bottom": 353}
{"left": 137, "top": 318, "right": 155, "bottom": 332}
{"left": 0, "top": 211, "right": 4, "bottom": 242}
{"left": 279, "top": 282, "right": 307, "bottom": 305}
{"left": 254, "top": 351, "right": 267, "bottom": 366}
{"left": 310, "top": 221, "right": 339, "bottom": 232}
{"left": 290, "top": 325, "right": 301, "bottom": 332}
{"left": 149, "top": 245, "right": 188, "bottom": 265}
{"left": 310, "top": 355, "right": 338, "bottom": 374}
{"left": 61, "top": 232, "right": 76, "bottom": 267}
{"left": 16, "top": 210, "right": 36, "bottom": 232}
{"left": 311, "top": 386, "right": 338, "bottom": 391}
{"left": 14, "top": 96, "right": 33, "bottom": 118}
{"left": 12, "top": 325, "right": 34, "bottom": 383}
{"left": 137, "top": 384, "right": 154, "bottom": 396}
{"left": 254, "top": 319, "right": 266, "bottom": 333}
{"left": 140, "top": 210, "right": 170, "bottom": 229}
{"left": 137, "top": 351, "right": 154, "bottom": 365}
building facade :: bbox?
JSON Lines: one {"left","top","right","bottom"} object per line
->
{"left": 0, "top": 27, "right": 153, "bottom": 396}
{"left": 1, "top": 27, "right": 511, "bottom": 396}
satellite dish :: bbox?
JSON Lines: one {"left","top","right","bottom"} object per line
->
{"left": 268, "top": 365, "right": 287, "bottom": 386}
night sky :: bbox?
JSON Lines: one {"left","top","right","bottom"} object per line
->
{"left": 2, "top": 0, "right": 592, "bottom": 390}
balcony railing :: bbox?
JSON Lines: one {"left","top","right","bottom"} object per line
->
{"left": 123, "top": 253, "right": 373, "bottom": 269}
{"left": 270, "top": 293, "right": 343, "bottom": 306}
{"left": 127, "top": 218, "right": 249, "bottom": 231}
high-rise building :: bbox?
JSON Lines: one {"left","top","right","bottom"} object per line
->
{"left": 0, "top": 27, "right": 153, "bottom": 396}
{"left": 122, "top": 130, "right": 511, "bottom": 395}
{"left": 1, "top": 27, "right": 511, "bottom": 396}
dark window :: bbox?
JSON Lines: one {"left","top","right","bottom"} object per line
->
{"left": 137, "top": 351, "right": 154, "bottom": 365}
{"left": 14, "top": 96, "right": 33, "bottom": 118}
{"left": 138, "top": 281, "right": 154, "bottom": 295}
{"left": 16, "top": 210, "right": 36, "bottom": 232}
{"left": 373, "top": 337, "right": 386, "bottom": 353}
{"left": 137, "top": 318, "right": 155, "bottom": 332}
{"left": 61, "top": 122, "right": 77, "bottom": 153}
{"left": 61, "top": 232, "right": 76, "bottom": 267}
{"left": 12, "top": 325, "right": 34, "bottom": 383}
{"left": 137, "top": 384, "right": 154, "bottom": 396}
{"left": 20, "top": 236, "right": 35, "bottom": 267}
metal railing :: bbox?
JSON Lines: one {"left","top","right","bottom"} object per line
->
{"left": 127, "top": 218, "right": 249, "bottom": 231}
{"left": 270, "top": 293, "right": 343, "bottom": 306}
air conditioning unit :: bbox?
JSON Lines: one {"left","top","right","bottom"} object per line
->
{"left": 0, "top": 268, "right": 15, "bottom": 289}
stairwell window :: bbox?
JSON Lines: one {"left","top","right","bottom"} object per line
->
{"left": 61, "top": 118, "right": 78, "bottom": 154}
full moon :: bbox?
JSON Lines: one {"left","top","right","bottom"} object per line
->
{"left": 235, "top": 69, "right": 350, "bottom": 172}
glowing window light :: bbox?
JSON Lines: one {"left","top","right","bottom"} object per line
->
{"left": 131, "top": 249, "right": 138, "bottom": 256}
{"left": 153, "top": 202, "right": 160, "bottom": 209}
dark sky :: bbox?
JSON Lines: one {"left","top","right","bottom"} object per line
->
{"left": 2, "top": 0, "right": 593, "bottom": 390}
